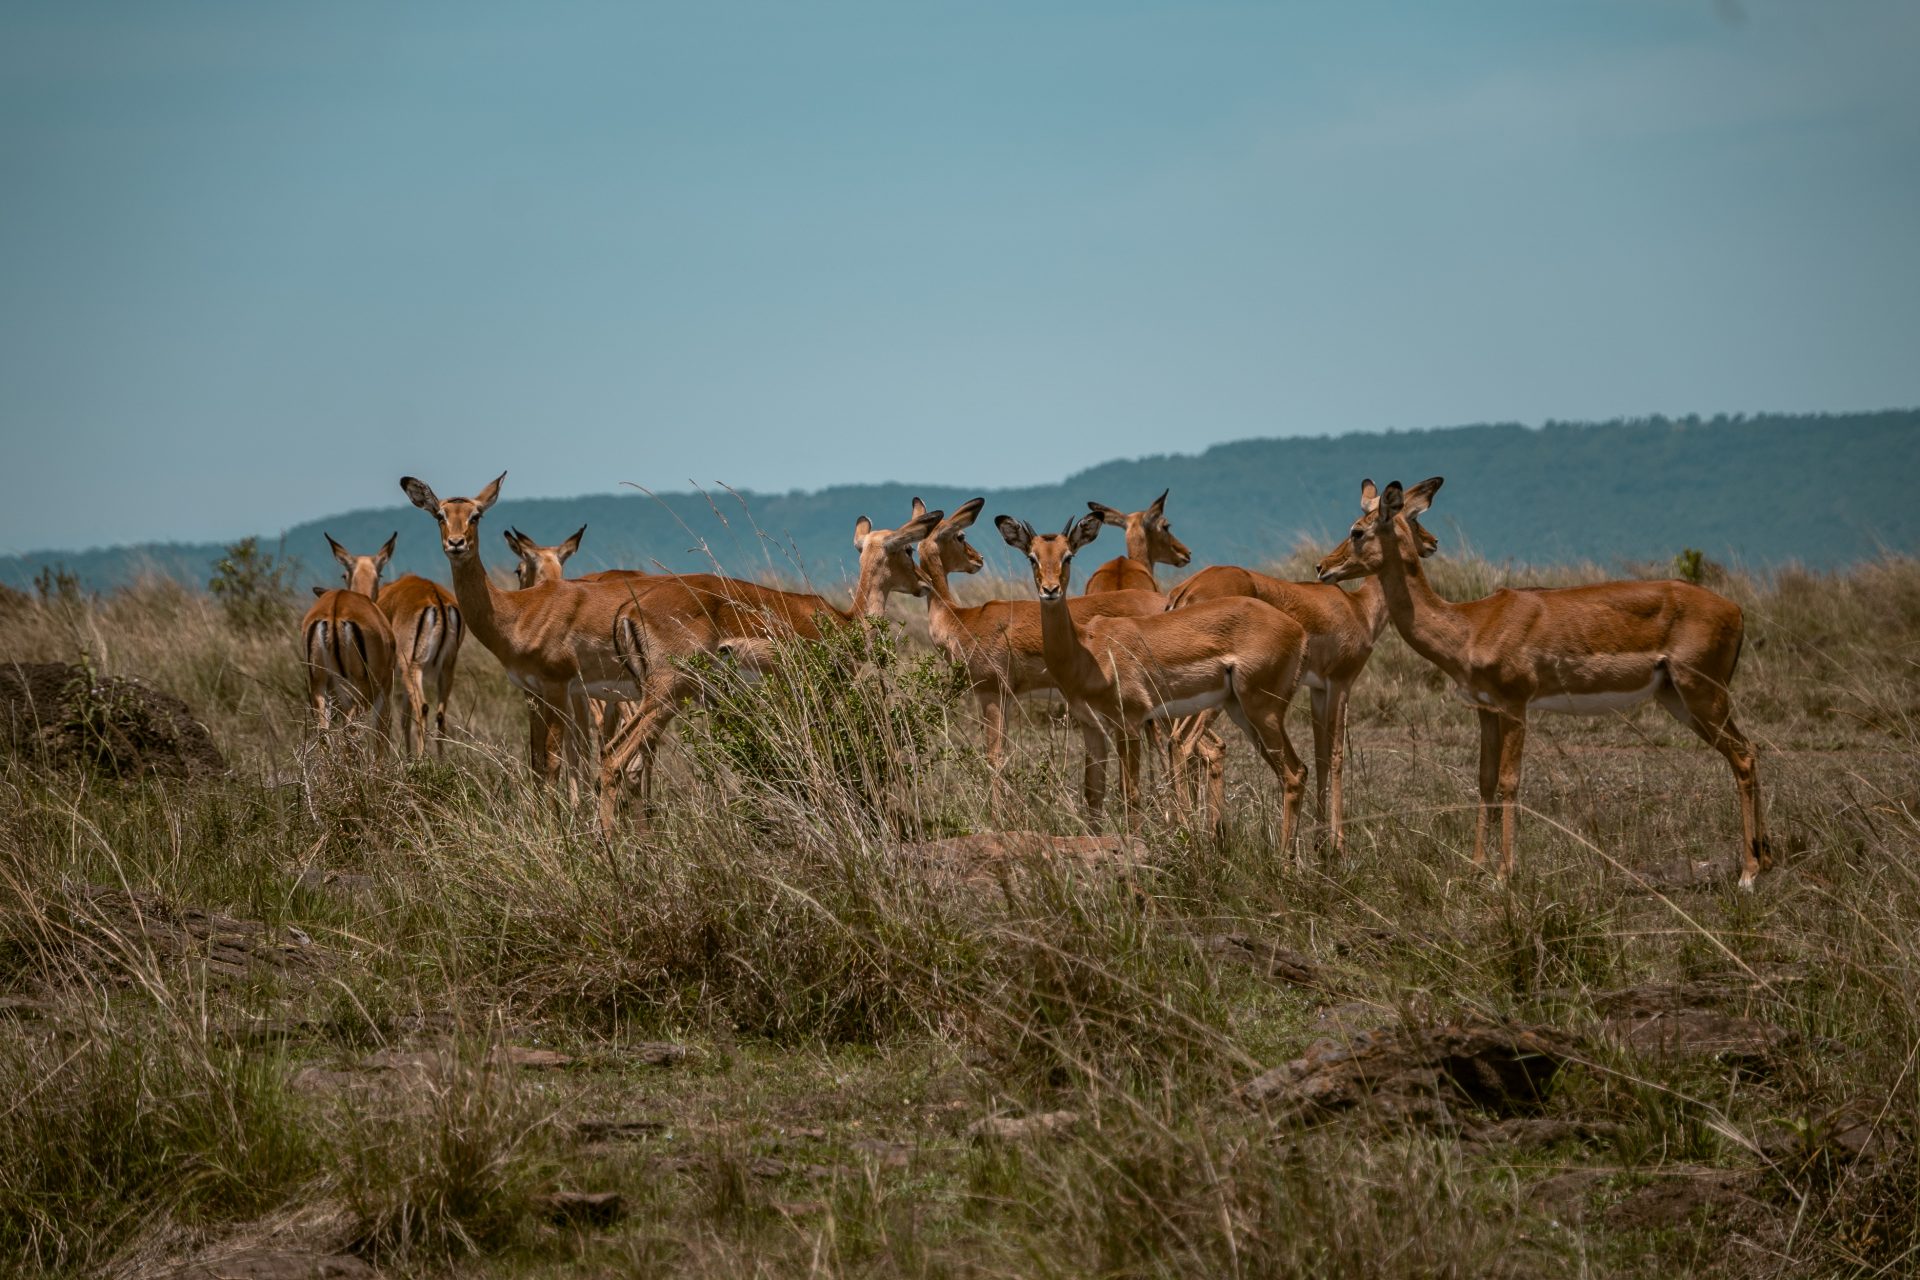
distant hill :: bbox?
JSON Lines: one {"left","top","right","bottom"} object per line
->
{"left": 4, "top": 411, "right": 1916, "bottom": 593}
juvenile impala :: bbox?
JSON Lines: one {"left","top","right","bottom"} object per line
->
{"left": 997, "top": 512, "right": 1310, "bottom": 850}
{"left": 1082, "top": 490, "right": 1190, "bottom": 594}
{"left": 1316, "top": 477, "right": 1769, "bottom": 887}
{"left": 1167, "top": 481, "right": 1441, "bottom": 851}
{"left": 300, "top": 533, "right": 398, "bottom": 751}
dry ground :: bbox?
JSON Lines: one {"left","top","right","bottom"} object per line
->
{"left": 1, "top": 552, "right": 1917, "bottom": 1278}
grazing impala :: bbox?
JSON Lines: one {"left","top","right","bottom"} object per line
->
{"left": 997, "top": 512, "right": 1310, "bottom": 850}
{"left": 596, "top": 505, "right": 942, "bottom": 829}
{"left": 1082, "top": 490, "right": 1190, "bottom": 594}
{"left": 912, "top": 498, "right": 1173, "bottom": 784}
{"left": 377, "top": 570, "right": 463, "bottom": 759}
{"left": 1167, "top": 481, "right": 1441, "bottom": 851}
{"left": 1316, "top": 477, "right": 1769, "bottom": 887}
{"left": 300, "top": 533, "right": 398, "bottom": 750}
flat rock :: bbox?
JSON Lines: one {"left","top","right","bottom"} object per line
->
{"left": 1239, "top": 1019, "right": 1574, "bottom": 1129}
{"left": 968, "top": 1109, "right": 1081, "bottom": 1140}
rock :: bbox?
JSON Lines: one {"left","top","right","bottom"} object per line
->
{"left": 1238, "top": 1019, "right": 1574, "bottom": 1129}
{"left": 967, "top": 1110, "right": 1081, "bottom": 1140}
{"left": 541, "top": 1190, "right": 625, "bottom": 1227}
{"left": 495, "top": 1045, "right": 574, "bottom": 1070}
{"left": 1192, "top": 933, "right": 1330, "bottom": 989}
{"left": 57, "top": 885, "right": 329, "bottom": 983}
{"left": 1600, "top": 1008, "right": 1794, "bottom": 1071}
{"left": 0, "top": 661, "right": 225, "bottom": 778}
{"left": 174, "top": 1251, "right": 373, "bottom": 1279}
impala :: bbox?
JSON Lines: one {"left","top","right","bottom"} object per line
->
{"left": 913, "top": 498, "right": 1173, "bottom": 784}
{"left": 1083, "top": 490, "right": 1190, "bottom": 594}
{"left": 997, "top": 512, "right": 1310, "bottom": 850}
{"left": 595, "top": 505, "right": 943, "bottom": 829}
{"left": 300, "top": 533, "right": 398, "bottom": 750}
{"left": 1316, "top": 477, "right": 1769, "bottom": 887}
{"left": 1167, "top": 480, "right": 1440, "bottom": 851}
{"left": 377, "top": 570, "right": 463, "bottom": 759}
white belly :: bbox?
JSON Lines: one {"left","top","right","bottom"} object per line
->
{"left": 1146, "top": 686, "right": 1231, "bottom": 722}
{"left": 1531, "top": 678, "right": 1661, "bottom": 716}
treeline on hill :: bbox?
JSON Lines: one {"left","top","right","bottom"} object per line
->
{"left": 4, "top": 410, "right": 1915, "bottom": 593}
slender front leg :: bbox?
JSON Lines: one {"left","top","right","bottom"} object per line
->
{"left": 1324, "top": 685, "right": 1349, "bottom": 855}
{"left": 1495, "top": 710, "right": 1527, "bottom": 879}
{"left": 1309, "top": 684, "right": 1333, "bottom": 828}
{"left": 1474, "top": 709, "right": 1502, "bottom": 868}
{"left": 1079, "top": 722, "right": 1110, "bottom": 824}
{"left": 1117, "top": 729, "right": 1143, "bottom": 830}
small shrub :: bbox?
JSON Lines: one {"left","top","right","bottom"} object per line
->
{"left": 209, "top": 537, "right": 297, "bottom": 635}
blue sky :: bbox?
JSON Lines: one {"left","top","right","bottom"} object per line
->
{"left": 2, "top": 1, "right": 1916, "bottom": 554}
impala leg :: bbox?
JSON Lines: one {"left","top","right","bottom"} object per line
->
{"left": 1474, "top": 709, "right": 1501, "bottom": 868}
{"left": 1659, "top": 676, "right": 1767, "bottom": 889}
{"left": 1118, "top": 729, "right": 1143, "bottom": 831}
{"left": 598, "top": 694, "right": 680, "bottom": 834}
{"left": 1080, "top": 723, "right": 1110, "bottom": 824}
{"left": 1231, "top": 685, "right": 1307, "bottom": 859}
{"left": 1325, "top": 685, "right": 1350, "bottom": 856}
{"left": 1495, "top": 710, "right": 1527, "bottom": 880}
{"left": 1309, "top": 684, "right": 1333, "bottom": 840}
{"left": 432, "top": 655, "right": 457, "bottom": 759}
{"left": 1190, "top": 723, "right": 1227, "bottom": 838}
{"left": 405, "top": 664, "right": 430, "bottom": 756}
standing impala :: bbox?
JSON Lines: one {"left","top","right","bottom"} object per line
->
{"left": 996, "top": 512, "right": 1310, "bottom": 850}
{"left": 1316, "top": 477, "right": 1769, "bottom": 887}
{"left": 377, "top": 568, "right": 463, "bottom": 759}
{"left": 595, "top": 506, "right": 942, "bottom": 829}
{"left": 1082, "top": 490, "right": 1190, "bottom": 594}
{"left": 1167, "top": 481, "right": 1441, "bottom": 851}
{"left": 912, "top": 498, "right": 1173, "bottom": 788}
{"left": 300, "top": 533, "right": 398, "bottom": 751}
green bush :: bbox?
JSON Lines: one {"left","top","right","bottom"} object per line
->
{"left": 208, "top": 537, "right": 296, "bottom": 635}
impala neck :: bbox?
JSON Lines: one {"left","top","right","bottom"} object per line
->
{"left": 1037, "top": 590, "right": 1104, "bottom": 693}
{"left": 444, "top": 550, "right": 522, "bottom": 660}
{"left": 1374, "top": 518, "right": 1471, "bottom": 682}
{"left": 1352, "top": 575, "right": 1393, "bottom": 641}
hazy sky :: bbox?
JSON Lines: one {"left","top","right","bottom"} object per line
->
{"left": 2, "top": 1, "right": 1916, "bottom": 554}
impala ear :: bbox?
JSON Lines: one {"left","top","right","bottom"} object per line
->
{"left": 1068, "top": 512, "right": 1104, "bottom": 551}
{"left": 559, "top": 525, "right": 586, "bottom": 562}
{"left": 325, "top": 533, "right": 352, "bottom": 567}
{"left": 853, "top": 515, "right": 873, "bottom": 548}
{"left": 886, "top": 509, "right": 942, "bottom": 552}
{"left": 400, "top": 477, "right": 442, "bottom": 516}
{"left": 502, "top": 528, "right": 527, "bottom": 554}
{"left": 472, "top": 471, "right": 505, "bottom": 512}
{"left": 1401, "top": 476, "right": 1443, "bottom": 517}
{"left": 1377, "top": 482, "right": 1405, "bottom": 522}
{"left": 375, "top": 531, "right": 397, "bottom": 569}
{"left": 1359, "top": 479, "right": 1378, "bottom": 514}
{"left": 910, "top": 496, "right": 926, "bottom": 519}
{"left": 995, "top": 515, "right": 1034, "bottom": 552}
{"left": 1410, "top": 516, "right": 1441, "bottom": 558}
{"left": 311, "top": 585, "right": 327, "bottom": 598}
{"left": 1086, "top": 502, "right": 1127, "bottom": 527}
{"left": 940, "top": 497, "right": 985, "bottom": 538}
{"left": 1147, "top": 488, "right": 1169, "bottom": 520}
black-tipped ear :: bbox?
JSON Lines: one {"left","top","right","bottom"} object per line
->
{"left": 1086, "top": 502, "right": 1127, "bottom": 527}
{"left": 400, "top": 477, "right": 441, "bottom": 515}
{"left": 1147, "top": 488, "right": 1168, "bottom": 519}
{"left": 502, "top": 528, "right": 524, "bottom": 554}
{"left": 853, "top": 516, "right": 873, "bottom": 548}
{"left": 910, "top": 496, "right": 927, "bottom": 519}
{"left": 559, "top": 525, "right": 586, "bottom": 561}
{"left": 885, "top": 509, "right": 942, "bottom": 552}
{"left": 1378, "top": 481, "right": 1406, "bottom": 520}
{"left": 376, "top": 531, "right": 397, "bottom": 566}
{"left": 473, "top": 471, "right": 505, "bottom": 512}
{"left": 311, "top": 585, "right": 327, "bottom": 598}
{"left": 1359, "top": 478, "right": 1378, "bottom": 513}
{"left": 1068, "top": 512, "right": 1105, "bottom": 550}
{"left": 941, "top": 497, "right": 985, "bottom": 536}
{"left": 1402, "top": 476, "right": 1443, "bottom": 517}
{"left": 325, "top": 533, "right": 352, "bottom": 566}
{"left": 995, "top": 515, "right": 1033, "bottom": 552}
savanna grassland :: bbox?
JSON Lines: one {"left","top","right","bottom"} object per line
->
{"left": 1, "top": 548, "right": 1918, "bottom": 1279}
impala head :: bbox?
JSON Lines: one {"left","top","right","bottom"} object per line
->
{"left": 324, "top": 531, "right": 395, "bottom": 599}
{"left": 503, "top": 524, "right": 585, "bottom": 588}
{"left": 996, "top": 512, "right": 1104, "bottom": 601}
{"left": 1087, "top": 489, "right": 1190, "bottom": 569}
{"left": 400, "top": 472, "right": 504, "bottom": 562}
{"left": 1316, "top": 477, "right": 1444, "bottom": 583}
{"left": 852, "top": 505, "right": 944, "bottom": 603}
{"left": 916, "top": 496, "right": 987, "bottom": 586}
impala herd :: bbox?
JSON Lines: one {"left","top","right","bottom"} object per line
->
{"left": 298, "top": 473, "right": 1772, "bottom": 888}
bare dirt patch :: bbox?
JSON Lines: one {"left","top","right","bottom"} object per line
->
{"left": 0, "top": 660, "right": 225, "bottom": 778}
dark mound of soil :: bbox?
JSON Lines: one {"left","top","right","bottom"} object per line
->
{"left": 0, "top": 661, "right": 225, "bottom": 778}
